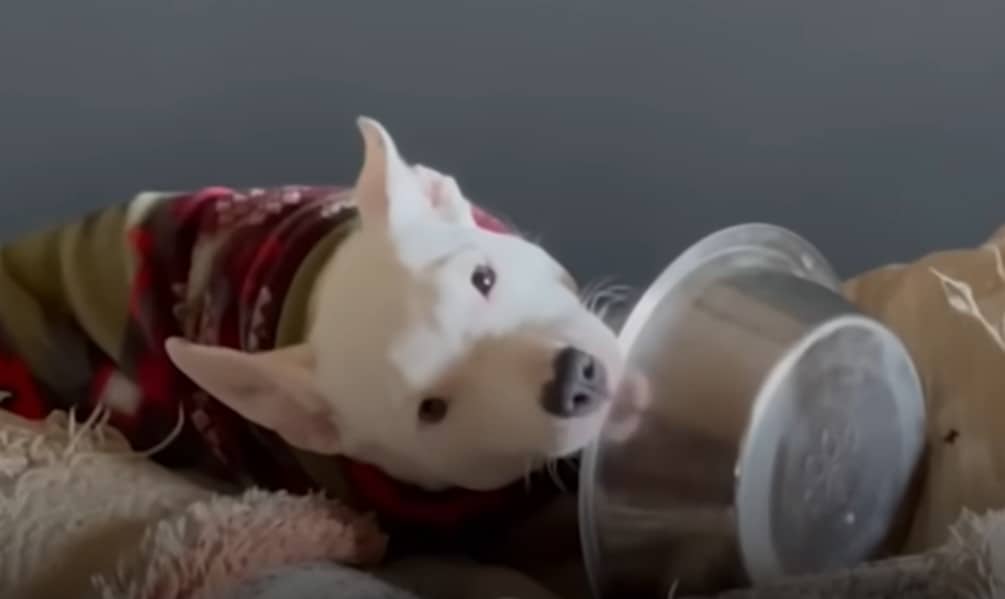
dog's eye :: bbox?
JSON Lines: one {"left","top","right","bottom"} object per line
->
{"left": 471, "top": 264, "right": 496, "bottom": 297}
{"left": 418, "top": 397, "right": 449, "bottom": 424}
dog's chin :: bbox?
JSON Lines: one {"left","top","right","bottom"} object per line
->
{"left": 464, "top": 413, "right": 608, "bottom": 490}
{"left": 544, "top": 406, "right": 611, "bottom": 459}
{"left": 436, "top": 458, "right": 541, "bottom": 492}
{"left": 436, "top": 423, "right": 607, "bottom": 492}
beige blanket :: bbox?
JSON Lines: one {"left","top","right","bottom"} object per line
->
{"left": 0, "top": 404, "right": 564, "bottom": 599}
{"left": 845, "top": 224, "right": 1005, "bottom": 555}
{"left": 694, "top": 508, "right": 1005, "bottom": 598}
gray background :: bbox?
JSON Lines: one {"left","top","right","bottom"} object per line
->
{"left": 2, "top": 0, "right": 1004, "bottom": 288}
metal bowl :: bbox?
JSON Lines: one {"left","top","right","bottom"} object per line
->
{"left": 579, "top": 223, "right": 926, "bottom": 598}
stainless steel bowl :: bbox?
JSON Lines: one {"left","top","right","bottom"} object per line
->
{"left": 579, "top": 223, "right": 926, "bottom": 598}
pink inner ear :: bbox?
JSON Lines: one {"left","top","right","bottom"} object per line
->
{"left": 413, "top": 167, "right": 448, "bottom": 211}
{"left": 425, "top": 179, "right": 445, "bottom": 209}
{"left": 471, "top": 206, "right": 510, "bottom": 234}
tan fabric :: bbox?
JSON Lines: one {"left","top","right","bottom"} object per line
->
{"left": 692, "top": 509, "right": 1005, "bottom": 599}
{"left": 844, "top": 225, "right": 1005, "bottom": 554}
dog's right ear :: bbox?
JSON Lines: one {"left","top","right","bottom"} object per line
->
{"left": 353, "top": 116, "right": 433, "bottom": 233}
{"left": 164, "top": 337, "right": 341, "bottom": 455}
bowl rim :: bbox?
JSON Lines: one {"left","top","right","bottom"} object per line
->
{"left": 734, "top": 312, "right": 926, "bottom": 582}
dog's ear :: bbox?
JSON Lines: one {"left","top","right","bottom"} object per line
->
{"left": 412, "top": 164, "right": 477, "bottom": 227}
{"left": 353, "top": 116, "right": 434, "bottom": 232}
{"left": 164, "top": 337, "right": 340, "bottom": 455}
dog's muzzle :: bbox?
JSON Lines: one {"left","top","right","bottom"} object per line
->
{"left": 540, "top": 347, "right": 610, "bottom": 418}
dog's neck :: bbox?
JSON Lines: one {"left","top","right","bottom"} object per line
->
{"left": 288, "top": 445, "right": 354, "bottom": 499}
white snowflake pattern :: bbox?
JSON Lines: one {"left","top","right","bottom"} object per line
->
{"left": 214, "top": 193, "right": 252, "bottom": 227}
{"left": 95, "top": 371, "right": 143, "bottom": 416}
{"left": 192, "top": 390, "right": 210, "bottom": 408}
{"left": 234, "top": 189, "right": 298, "bottom": 227}
{"left": 246, "top": 286, "right": 273, "bottom": 351}
{"left": 190, "top": 399, "right": 229, "bottom": 463}
{"left": 320, "top": 195, "right": 357, "bottom": 219}
{"left": 191, "top": 406, "right": 211, "bottom": 430}
{"left": 170, "top": 282, "right": 189, "bottom": 324}
{"left": 206, "top": 434, "right": 227, "bottom": 463}
{"left": 280, "top": 186, "right": 305, "bottom": 205}
{"left": 247, "top": 196, "right": 286, "bottom": 225}
{"left": 213, "top": 187, "right": 316, "bottom": 228}
{"left": 195, "top": 296, "right": 222, "bottom": 344}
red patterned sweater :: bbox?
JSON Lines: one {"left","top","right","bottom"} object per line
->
{"left": 0, "top": 186, "right": 553, "bottom": 537}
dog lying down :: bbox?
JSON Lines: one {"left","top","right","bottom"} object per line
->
{"left": 0, "top": 117, "right": 632, "bottom": 597}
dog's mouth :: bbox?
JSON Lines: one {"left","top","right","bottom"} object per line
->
{"left": 542, "top": 401, "right": 613, "bottom": 459}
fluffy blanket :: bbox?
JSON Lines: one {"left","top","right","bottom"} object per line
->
{"left": 8, "top": 366, "right": 1004, "bottom": 599}
{"left": 0, "top": 404, "right": 564, "bottom": 599}
{"left": 0, "top": 405, "right": 391, "bottom": 599}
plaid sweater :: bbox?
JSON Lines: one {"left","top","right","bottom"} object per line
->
{"left": 0, "top": 186, "right": 546, "bottom": 535}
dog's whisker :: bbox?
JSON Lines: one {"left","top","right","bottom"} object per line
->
{"left": 560, "top": 456, "right": 580, "bottom": 493}
{"left": 581, "top": 278, "right": 635, "bottom": 326}
{"left": 559, "top": 455, "right": 578, "bottom": 477}
{"left": 580, "top": 276, "right": 614, "bottom": 304}
{"left": 593, "top": 284, "right": 633, "bottom": 305}
{"left": 581, "top": 278, "right": 628, "bottom": 306}
{"left": 545, "top": 459, "right": 558, "bottom": 489}
{"left": 522, "top": 458, "right": 536, "bottom": 492}
{"left": 545, "top": 458, "right": 573, "bottom": 494}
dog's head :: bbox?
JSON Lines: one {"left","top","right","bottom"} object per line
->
{"left": 166, "top": 118, "right": 624, "bottom": 491}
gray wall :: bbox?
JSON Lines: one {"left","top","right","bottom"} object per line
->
{"left": 2, "top": 1, "right": 1004, "bottom": 287}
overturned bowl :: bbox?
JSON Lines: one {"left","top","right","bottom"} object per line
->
{"left": 579, "top": 223, "right": 926, "bottom": 598}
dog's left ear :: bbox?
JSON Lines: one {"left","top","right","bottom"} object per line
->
{"left": 164, "top": 337, "right": 341, "bottom": 455}
{"left": 353, "top": 117, "right": 476, "bottom": 230}
{"left": 354, "top": 116, "right": 432, "bottom": 232}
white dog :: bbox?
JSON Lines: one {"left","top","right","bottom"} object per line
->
{"left": 0, "top": 117, "right": 624, "bottom": 528}
{"left": 164, "top": 117, "right": 625, "bottom": 493}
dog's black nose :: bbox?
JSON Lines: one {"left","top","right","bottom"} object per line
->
{"left": 541, "top": 347, "right": 609, "bottom": 418}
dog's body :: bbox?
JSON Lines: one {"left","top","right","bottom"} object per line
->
{"left": 0, "top": 118, "right": 622, "bottom": 593}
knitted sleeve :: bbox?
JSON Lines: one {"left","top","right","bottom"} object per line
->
{"left": 0, "top": 201, "right": 134, "bottom": 417}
